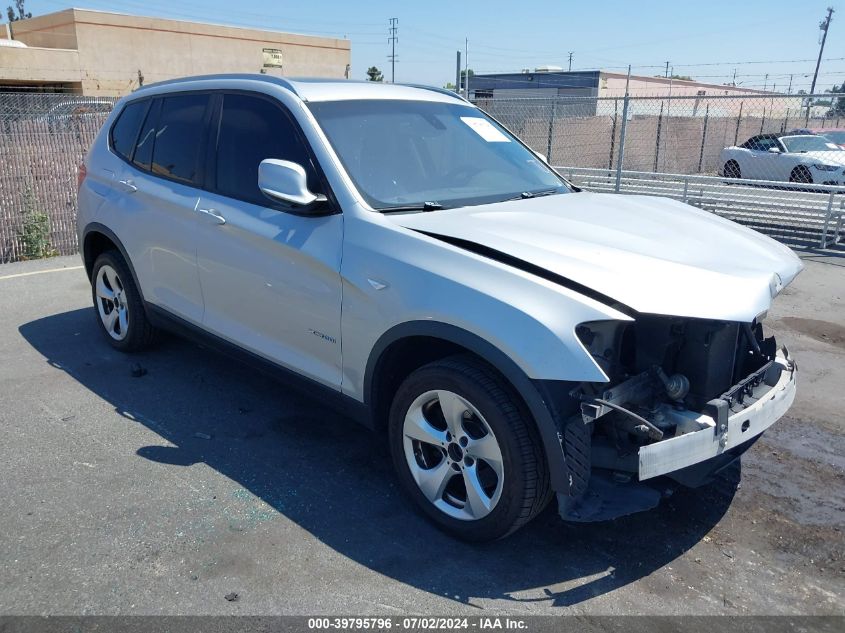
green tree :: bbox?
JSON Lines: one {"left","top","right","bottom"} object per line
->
{"left": 366, "top": 66, "right": 383, "bottom": 82}
{"left": 6, "top": 0, "right": 32, "bottom": 22}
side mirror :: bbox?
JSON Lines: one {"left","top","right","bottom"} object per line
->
{"left": 767, "top": 147, "right": 782, "bottom": 154}
{"left": 258, "top": 159, "right": 326, "bottom": 207}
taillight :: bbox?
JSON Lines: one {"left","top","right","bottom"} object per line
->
{"left": 77, "top": 163, "right": 87, "bottom": 190}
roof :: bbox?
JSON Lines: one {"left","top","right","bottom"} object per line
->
{"left": 134, "top": 74, "right": 468, "bottom": 104}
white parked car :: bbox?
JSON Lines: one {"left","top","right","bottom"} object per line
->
{"left": 78, "top": 75, "right": 801, "bottom": 540}
{"left": 719, "top": 132, "right": 845, "bottom": 184}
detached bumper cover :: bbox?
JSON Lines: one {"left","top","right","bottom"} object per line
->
{"left": 638, "top": 348, "right": 796, "bottom": 481}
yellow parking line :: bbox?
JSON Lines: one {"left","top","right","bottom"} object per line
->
{"left": 0, "top": 265, "right": 84, "bottom": 281}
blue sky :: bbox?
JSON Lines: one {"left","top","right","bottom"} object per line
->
{"left": 21, "top": 0, "right": 845, "bottom": 92}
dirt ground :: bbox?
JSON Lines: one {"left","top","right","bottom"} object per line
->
{"left": 0, "top": 249, "right": 842, "bottom": 615}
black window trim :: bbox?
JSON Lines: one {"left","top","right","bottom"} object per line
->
{"left": 205, "top": 89, "right": 339, "bottom": 216}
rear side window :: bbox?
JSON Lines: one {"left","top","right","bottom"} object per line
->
{"left": 214, "top": 93, "right": 318, "bottom": 206}
{"left": 110, "top": 100, "right": 148, "bottom": 161}
{"left": 150, "top": 94, "right": 210, "bottom": 185}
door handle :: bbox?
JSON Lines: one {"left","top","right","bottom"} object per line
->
{"left": 198, "top": 207, "right": 226, "bottom": 225}
{"left": 117, "top": 179, "right": 137, "bottom": 193}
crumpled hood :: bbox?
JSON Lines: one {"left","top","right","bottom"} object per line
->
{"left": 391, "top": 192, "right": 803, "bottom": 321}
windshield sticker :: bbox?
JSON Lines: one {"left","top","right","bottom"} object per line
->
{"left": 460, "top": 117, "right": 511, "bottom": 142}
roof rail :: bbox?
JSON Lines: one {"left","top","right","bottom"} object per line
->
{"left": 402, "top": 83, "right": 470, "bottom": 103}
{"left": 134, "top": 73, "right": 300, "bottom": 97}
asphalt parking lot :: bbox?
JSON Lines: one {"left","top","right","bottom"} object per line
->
{"left": 0, "top": 250, "right": 843, "bottom": 616}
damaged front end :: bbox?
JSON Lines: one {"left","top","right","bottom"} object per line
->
{"left": 559, "top": 315, "right": 797, "bottom": 522}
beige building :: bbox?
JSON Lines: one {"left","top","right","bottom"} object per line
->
{"left": 0, "top": 8, "right": 351, "bottom": 96}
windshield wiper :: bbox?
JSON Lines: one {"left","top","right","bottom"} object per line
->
{"left": 379, "top": 201, "right": 444, "bottom": 213}
{"left": 503, "top": 189, "right": 563, "bottom": 202}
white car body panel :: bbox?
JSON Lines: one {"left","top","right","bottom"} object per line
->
{"left": 720, "top": 143, "right": 845, "bottom": 184}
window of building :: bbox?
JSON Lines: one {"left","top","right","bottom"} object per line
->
{"left": 214, "top": 93, "right": 317, "bottom": 206}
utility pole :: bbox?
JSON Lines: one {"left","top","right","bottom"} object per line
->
{"left": 464, "top": 37, "right": 469, "bottom": 99}
{"left": 788, "top": 74, "right": 793, "bottom": 94}
{"left": 455, "top": 50, "right": 461, "bottom": 94}
{"left": 808, "top": 6, "right": 834, "bottom": 117}
{"left": 665, "top": 61, "right": 670, "bottom": 78}
{"left": 568, "top": 52, "right": 573, "bottom": 72}
{"left": 388, "top": 17, "right": 398, "bottom": 83}
{"left": 810, "top": 7, "right": 834, "bottom": 96}
{"left": 732, "top": 68, "right": 737, "bottom": 86}
{"left": 763, "top": 73, "right": 769, "bottom": 91}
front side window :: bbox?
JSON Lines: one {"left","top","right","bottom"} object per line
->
{"left": 149, "top": 94, "right": 210, "bottom": 185}
{"left": 307, "top": 99, "right": 568, "bottom": 211}
{"left": 745, "top": 136, "right": 780, "bottom": 152}
{"left": 110, "top": 100, "right": 148, "bottom": 161}
{"left": 214, "top": 93, "right": 318, "bottom": 206}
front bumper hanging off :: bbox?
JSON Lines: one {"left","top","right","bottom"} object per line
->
{"left": 559, "top": 347, "right": 796, "bottom": 523}
{"left": 638, "top": 347, "right": 796, "bottom": 481}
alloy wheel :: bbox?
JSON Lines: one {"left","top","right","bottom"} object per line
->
{"left": 95, "top": 264, "right": 129, "bottom": 341}
{"left": 402, "top": 389, "right": 504, "bottom": 521}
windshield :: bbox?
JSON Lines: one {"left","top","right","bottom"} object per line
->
{"left": 821, "top": 131, "right": 845, "bottom": 145}
{"left": 781, "top": 135, "right": 843, "bottom": 153}
{"left": 307, "top": 99, "right": 569, "bottom": 210}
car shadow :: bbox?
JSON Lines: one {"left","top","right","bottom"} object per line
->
{"left": 19, "top": 308, "right": 739, "bottom": 608}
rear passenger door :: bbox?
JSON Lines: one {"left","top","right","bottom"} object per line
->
{"left": 194, "top": 92, "right": 344, "bottom": 389}
{"left": 113, "top": 93, "right": 212, "bottom": 323}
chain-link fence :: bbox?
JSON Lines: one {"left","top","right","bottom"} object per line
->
{"left": 0, "top": 91, "right": 842, "bottom": 264}
{"left": 477, "top": 93, "right": 845, "bottom": 248}
{"left": 0, "top": 92, "right": 116, "bottom": 263}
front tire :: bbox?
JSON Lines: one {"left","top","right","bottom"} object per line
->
{"left": 91, "top": 250, "right": 156, "bottom": 352}
{"left": 790, "top": 165, "right": 813, "bottom": 184}
{"left": 388, "top": 355, "right": 551, "bottom": 541}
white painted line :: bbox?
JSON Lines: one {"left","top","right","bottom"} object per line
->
{"left": 0, "top": 265, "right": 84, "bottom": 281}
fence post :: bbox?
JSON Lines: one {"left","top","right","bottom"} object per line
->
{"left": 821, "top": 191, "right": 835, "bottom": 248}
{"left": 697, "top": 103, "right": 709, "bottom": 173}
{"left": 546, "top": 98, "right": 556, "bottom": 164}
{"left": 734, "top": 101, "right": 743, "bottom": 146}
{"left": 614, "top": 94, "right": 630, "bottom": 193}
{"left": 682, "top": 177, "right": 689, "bottom": 203}
{"left": 782, "top": 108, "right": 790, "bottom": 133}
{"left": 760, "top": 107, "right": 766, "bottom": 134}
{"left": 608, "top": 98, "right": 618, "bottom": 170}
{"left": 653, "top": 101, "right": 664, "bottom": 172}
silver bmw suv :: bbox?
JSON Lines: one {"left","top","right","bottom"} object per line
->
{"left": 77, "top": 75, "right": 800, "bottom": 540}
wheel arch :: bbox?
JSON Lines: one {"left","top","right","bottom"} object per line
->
{"left": 82, "top": 223, "right": 146, "bottom": 302}
{"left": 365, "top": 321, "right": 570, "bottom": 492}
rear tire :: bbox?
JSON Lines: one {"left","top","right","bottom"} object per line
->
{"left": 388, "top": 354, "right": 551, "bottom": 541}
{"left": 723, "top": 160, "right": 741, "bottom": 179}
{"left": 91, "top": 250, "right": 156, "bottom": 352}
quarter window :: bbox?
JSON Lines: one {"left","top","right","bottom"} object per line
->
{"left": 149, "top": 94, "right": 210, "bottom": 185}
{"left": 215, "top": 94, "right": 318, "bottom": 206}
{"left": 110, "top": 100, "right": 148, "bottom": 161}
